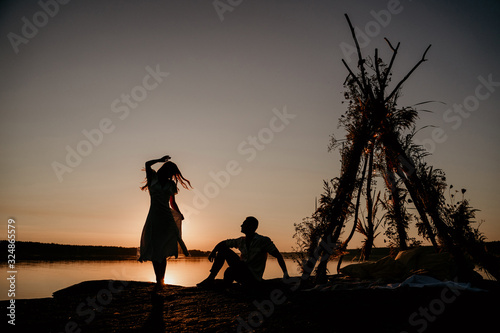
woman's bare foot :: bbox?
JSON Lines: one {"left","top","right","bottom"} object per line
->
{"left": 153, "top": 281, "right": 164, "bottom": 293}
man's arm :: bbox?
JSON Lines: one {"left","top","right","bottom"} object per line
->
{"left": 270, "top": 249, "right": 289, "bottom": 279}
{"left": 208, "top": 241, "right": 228, "bottom": 262}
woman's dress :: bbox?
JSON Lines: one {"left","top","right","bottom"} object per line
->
{"left": 138, "top": 171, "right": 188, "bottom": 262}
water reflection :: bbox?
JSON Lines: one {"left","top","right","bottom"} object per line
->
{"left": 0, "top": 258, "right": 321, "bottom": 300}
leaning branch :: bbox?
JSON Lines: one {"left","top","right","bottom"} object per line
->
{"left": 381, "top": 38, "right": 400, "bottom": 90}
{"left": 344, "top": 14, "right": 375, "bottom": 100}
{"left": 342, "top": 59, "right": 365, "bottom": 93}
{"left": 374, "top": 48, "right": 383, "bottom": 98}
{"left": 384, "top": 44, "right": 431, "bottom": 103}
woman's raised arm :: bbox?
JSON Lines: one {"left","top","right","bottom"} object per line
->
{"left": 144, "top": 155, "right": 170, "bottom": 182}
{"left": 146, "top": 155, "right": 170, "bottom": 168}
{"left": 145, "top": 155, "right": 170, "bottom": 171}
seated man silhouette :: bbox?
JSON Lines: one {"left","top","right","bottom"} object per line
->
{"left": 197, "top": 216, "right": 289, "bottom": 288}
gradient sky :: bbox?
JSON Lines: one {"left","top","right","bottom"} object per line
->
{"left": 1, "top": 0, "right": 499, "bottom": 252}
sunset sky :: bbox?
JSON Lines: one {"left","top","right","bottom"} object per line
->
{"left": 1, "top": 0, "right": 499, "bottom": 252}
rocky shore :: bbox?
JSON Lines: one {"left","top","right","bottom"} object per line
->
{"left": 4, "top": 277, "right": 499, "bottom": 332}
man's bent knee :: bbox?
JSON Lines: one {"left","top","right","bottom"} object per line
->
{"left": 219, "top": 248, "right": 241, "bottom": 266}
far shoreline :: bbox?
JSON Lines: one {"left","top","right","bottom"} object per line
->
{"left": 2, "top": 240, "right": 499, "bottom": 262}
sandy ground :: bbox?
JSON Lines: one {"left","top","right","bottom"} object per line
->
{"left": 3, "top": 277, "right": 499, "bottom": 332}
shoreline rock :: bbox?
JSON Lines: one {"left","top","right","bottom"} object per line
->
{"left": 3, "top": 278, "right": 499, "bottom": 332}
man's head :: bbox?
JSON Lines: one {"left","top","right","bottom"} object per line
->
{"left": 241, "top": 216, "right": 258, "bottom": 235}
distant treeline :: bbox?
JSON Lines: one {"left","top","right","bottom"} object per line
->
{"left": 0, "top": 241, "right": 210, "bottom": 261}
{"left": 1, "top": 240, "right": 498, "bottom": 261}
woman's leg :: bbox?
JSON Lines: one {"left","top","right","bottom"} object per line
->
{"left": 159, "top": 259, "right": 167, "bottom": 283}
{"left": 152, "top": 259, "right": 167, "bottom": 285}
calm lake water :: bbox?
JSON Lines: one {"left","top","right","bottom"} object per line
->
{"left": 1, "top": 258, "right": 349, "bottom": 300}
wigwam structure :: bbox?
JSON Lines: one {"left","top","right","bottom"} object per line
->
{"left": 299, "top": 15, "right": 499, "bottom": 283}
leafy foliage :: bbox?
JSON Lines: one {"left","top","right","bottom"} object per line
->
{"left": 293, "top": 179, "right": 343, "bottom": 272}
{"left": 356, "top": 191, "right": 383, "bottom": 260}
{"left": 297, "top": 14, "right": 498, "bottom": 281}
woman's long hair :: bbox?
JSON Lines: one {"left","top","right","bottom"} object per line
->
{"left": 141, "top": 161, "right": 192, "bottom": 192}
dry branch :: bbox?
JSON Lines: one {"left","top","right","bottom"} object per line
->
{"left": 344, "top": 14, "right": 375, "bottom": 100}
{"left": 385, "top": 44, "right": 432, "bottom": 103}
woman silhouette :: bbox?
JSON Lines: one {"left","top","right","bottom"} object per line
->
{"left": 138, "top": 155, "right": 192, "bottom": 292}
